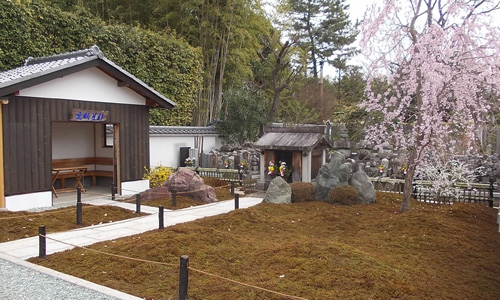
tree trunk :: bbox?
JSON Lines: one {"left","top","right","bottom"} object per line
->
{"left": 267, "top": 90, "right": 281, "bottom": 123}
{"left": 401, "top": 166, "right": 415, "bottom": 212}
{"left": 401, "top": 147, "right": 418, "bottom": 212}
{"left": 215, "top": 24, "right": 231, "bottom": 120}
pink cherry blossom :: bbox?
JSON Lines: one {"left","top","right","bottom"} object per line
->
{"left": 359, "top": 0, "right": 500, "bottom": 211}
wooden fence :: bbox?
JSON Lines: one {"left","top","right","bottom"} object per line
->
{"left": 179, "top": 167, "right": 243, "bottom": 183}
{"left": 369, "top": 177, "right": 496, "bottom": 206}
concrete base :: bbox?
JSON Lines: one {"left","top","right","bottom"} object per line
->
{"left": 5, "top": 191, "right": 52, "bottom": 211}
{"left": 121, "top": 179, "right": 150, "bottom": 196}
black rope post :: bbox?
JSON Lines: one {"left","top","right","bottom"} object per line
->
{"left": 136, "top": 194, "right": 141, "bottom": 213}
{"left": 489, "top": 176, "right": 495, "bottom": 208}
{"left": 111, "top": 183, "right": 115, "bottom": 201}
{"left": 230, "top": 181, "right": 234, "bottom": 195}
{"left": 159, "top": 205, "right": 164, "bottom": 229}
{"left": 76, "top": 187, "right": 83, "bottom": 225}
{"left": 172, "top": 190, "right": 177, "bottom": 207}
{"left": 179, "top": 255, "right": 189, "bottom": 300}
{"left": 235, "top": 193, "right": 239, "bottom": 210}
{"left": 39, "top": 225, "right": 46, "bottom": 259}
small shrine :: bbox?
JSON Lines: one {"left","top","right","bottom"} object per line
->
{"left": 253, "top": 125, "right": 334, "bottom": 184}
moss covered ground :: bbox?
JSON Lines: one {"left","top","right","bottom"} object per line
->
{"left": 0, "top": 205, "right": 147, "bottom": 242}
{"left": 28, "top": 192, "right": 500, "bottom": 300}
{"left": 0, "top": 178, "right": 232, "bottom": 242}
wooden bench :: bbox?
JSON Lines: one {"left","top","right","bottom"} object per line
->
{"left": 52, "top": 157, "right": 114, "bottom": 188}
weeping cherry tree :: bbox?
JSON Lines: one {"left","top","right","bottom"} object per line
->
{"left": 360, "top": 0, "right": 500, "bottom": 211}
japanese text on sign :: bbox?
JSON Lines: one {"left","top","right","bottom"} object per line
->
{"left": 70, "top": 109, "right": 109, "bottom": 122}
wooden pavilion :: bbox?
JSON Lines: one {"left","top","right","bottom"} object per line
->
{"left": 0, "top": 46, "right": 175, "bottom": 210}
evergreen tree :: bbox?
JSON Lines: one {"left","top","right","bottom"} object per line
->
{"left": 280, "top": 0, "right": 358, "bottom": 77}
{"left": 216, "top": 87, "right": 267, "bottom": 145}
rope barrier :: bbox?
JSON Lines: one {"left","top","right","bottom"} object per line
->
{"left": 120, "top": 183, "right": 233, "bottom": 196}
{"left": 188, "top": 266, "right": 310, "bottom": 300}
{"left": 1, "top": 182, "right": 246, "bottom": 220}
{"left": 0, "top": 208, "right": 76, "bottom": 220}
{"left": 40, "top": 234, "right": 178, "bottom": 267}
{"left": 39, "top": 234, "right": 310, "bottom": 300}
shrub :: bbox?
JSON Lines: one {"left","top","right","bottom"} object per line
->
{"left": 416, "top": 159, "right": 476, "bottom": 202}
{"left": 143, "top": 166, "right": 172, "bottom": 188}
{"left": 290, "top": 182, "right": 316, "bottom": 203}
{"left": 328, "top": 186, "right": 359, "bottom": 205}
{"left": 202, "top": 177, "right": 229, "bottom": 187}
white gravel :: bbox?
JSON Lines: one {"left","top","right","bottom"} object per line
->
{"left": 0, "top": 258, "right": 130, "bottom": 300}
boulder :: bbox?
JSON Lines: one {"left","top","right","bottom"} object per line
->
{"left": 139, "top": 186, "right": 171, "bottom": 202}
{"left": 263, "top": 176, "right": 292, "bottom": 204}
{"left": 165, "top": 168, "right": 217, "bottom": 203}
{"left": 314, "top": 151, "right": 352, "bottom": 201}
{"left": 184, "top": 185, "right": 218, "bottom": 203}
{"left": 350, "top": 171, "right": 376, "bottom": 204}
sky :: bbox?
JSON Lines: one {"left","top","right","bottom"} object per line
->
{"left": 345, "top": 0, "right": 376, "bottom": 23}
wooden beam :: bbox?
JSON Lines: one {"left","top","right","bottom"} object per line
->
{"left": 0, "top": 101, "right": 5, "bottom": 208}
{"left": 114, "top": 124, "right": 121, "bottom": 194}
{"left": 117, "top": 81, "right": 128, "bottom": 87}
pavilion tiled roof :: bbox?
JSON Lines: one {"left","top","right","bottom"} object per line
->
{"left": 0, "top": 46, "right": 175, "bottom": 109}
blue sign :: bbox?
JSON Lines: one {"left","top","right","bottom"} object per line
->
{"left": 70, "top": 109, "right": 109, "bottom": 122}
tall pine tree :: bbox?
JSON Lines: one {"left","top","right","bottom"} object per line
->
{"left": 280, "top": 0, "right": 357, "bottom": 77}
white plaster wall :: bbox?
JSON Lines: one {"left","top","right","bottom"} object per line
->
{"left": 52, "top": 122, "right": 113, "bottom": 171}
{"left": 149, "top": 135, "right": 221, "bottom": 168}
{"left": 52, "top": 122, "right": 94, "bottom": 159}
{"left": 5, "top": 191, "right": 52, "bottom": 211}
{"left": 19, "top": 68, "right": 146, "bottom": 106}
{"left": 201, "top": 136, "right": 222, "bottom": 153}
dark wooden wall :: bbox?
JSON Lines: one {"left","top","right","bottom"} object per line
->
{"left": 2, "top": 96, "right": 150, "bottom": 195}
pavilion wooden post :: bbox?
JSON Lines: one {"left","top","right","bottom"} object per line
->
{"left": 113, "top": 124, "right": 121, "bottom": 194}
{"left": 0, "top": 99, "right": 7, "bottom": 208}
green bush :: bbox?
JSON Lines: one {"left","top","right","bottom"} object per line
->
{"left": 328, "top": 186, "right": 359, "bottom": 205}
{"left": 143, "top": 166, "right": 173, "bottom": 188}
{"left": 290, "top": 182, "right": 316, "bottom": 203}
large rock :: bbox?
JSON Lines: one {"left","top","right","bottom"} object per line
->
{"left": 165, "top": 168, "right": 217, "bottom": 203}
{"left": 314, "top": 151, "right": 352, "bottom": 201}
{"left": 139, "top": 186, "right": 171, "bottom": 202}
{"left": 350, "top": 170, "right": 376, "bottom": 204}
{"left": 263, "top": 176, "right": 292, "bottom": 204}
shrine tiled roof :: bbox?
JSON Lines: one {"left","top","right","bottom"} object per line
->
{"left": 253, "top": 125, "right": 334, "bottom": 151}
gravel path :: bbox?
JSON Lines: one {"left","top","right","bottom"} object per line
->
{"left": 0, "top": 256, "right": 140, "bottom": 300}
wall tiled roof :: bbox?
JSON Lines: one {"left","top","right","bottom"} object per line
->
{"left": 149, "top": 126, "right": 218, "bottom": 136}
